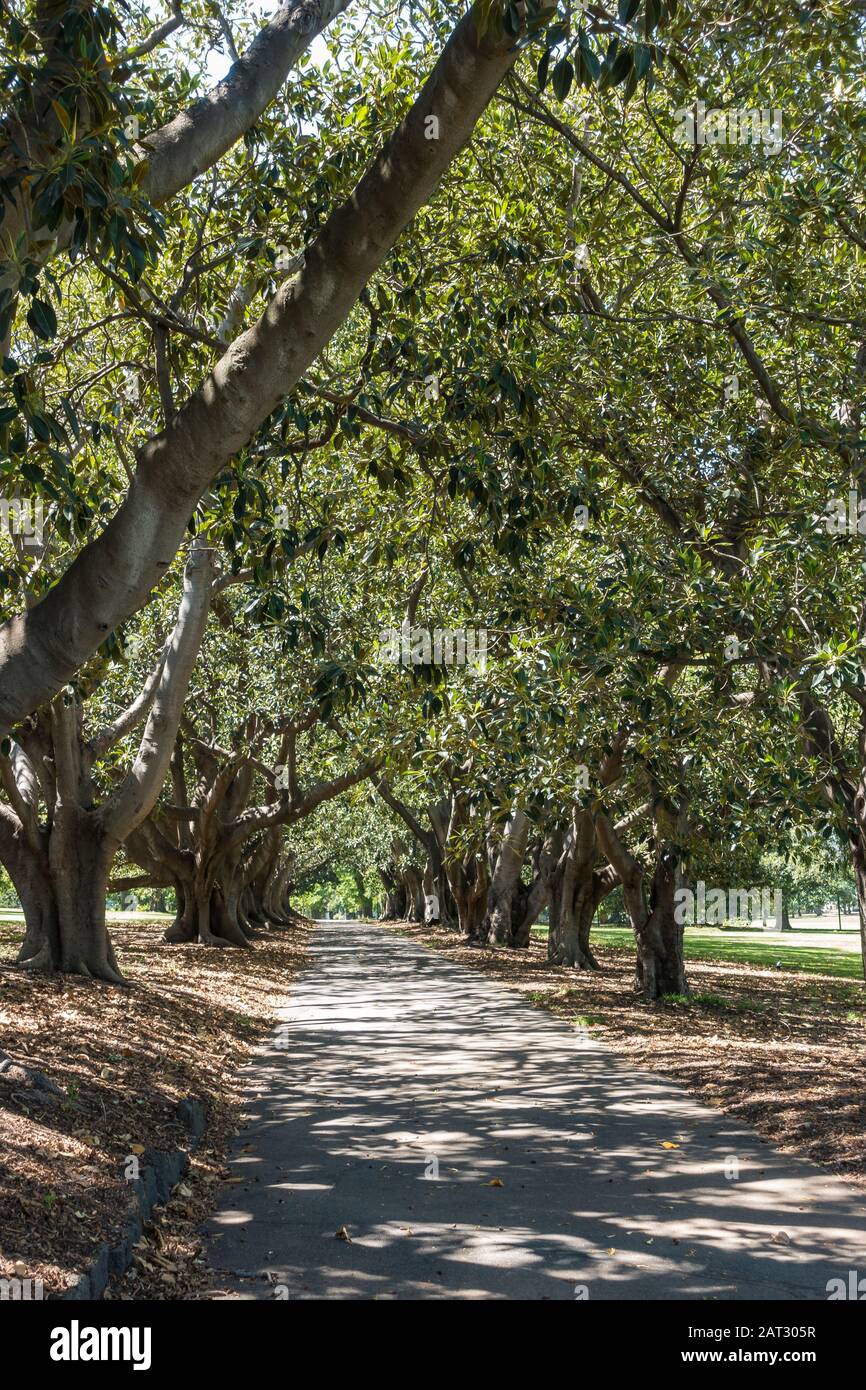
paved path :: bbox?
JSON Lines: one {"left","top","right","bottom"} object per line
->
{"left": 203, "top": 922, "right": 866, "bottom": 1300}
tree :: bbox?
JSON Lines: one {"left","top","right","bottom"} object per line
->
{"left": 1, "top": 541, "right": 212, "bottom": 979}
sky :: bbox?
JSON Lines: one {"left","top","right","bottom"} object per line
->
{"left": 139, "top": 0, "right": 333, "bottom": 85}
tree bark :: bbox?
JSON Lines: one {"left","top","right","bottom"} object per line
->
{"left": 546, "top": 813, "right": 613, "bottom": 969}
{"left": 379, "top": 863, "right": 406, "bottom": 920}
{"left": 596, "top": 803, "right": 689, "bottom": 1001}
{"left": 47, "top": 806, "right": 123, "bottom": 981}
{"left": 632, "top": 851, "right": 688, "bottom": 999}
{"left": 484, "top": 809, "right": 529, "bottom": 945}
{"left": 449, "top": 871, "right": 489, "bottom": 940}
{"left": 401, "top": 863, "right": 425, "bottom": 923}
{"left": 1, "top": 814, "right": 58, "bottom": 971}
{"left": 511, "top": 837, "right": 554, "bottom": 946}
{"left": 850, "top": 835, "right": 866, "bottom": 975}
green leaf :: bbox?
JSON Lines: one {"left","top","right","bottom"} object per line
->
{"left": 551, "top": 57, "right": 574, "bottom": 101}
{"left": 578, "top": 33, "right": 601, "bottom": 81}
{"left": 51, "top": 100, "right": 71, "bottom": 133}
{"left": 601, "top": 48, "right": 633, "bottom": 90}
{"left": 26, "top": 298, "right": 57, "bottom": 341}
{"left": 537, "top": 47, "right": 551, "bottom": 92}
{"left": 633, "top": 42, "right": 652, "bottom": 78}
{"left": 20, "top": 460, "right": 47, "bottom": 487}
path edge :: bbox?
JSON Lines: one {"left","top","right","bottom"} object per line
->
{"left": 55, "top": 1096, "right": 207, "bottom": 1301}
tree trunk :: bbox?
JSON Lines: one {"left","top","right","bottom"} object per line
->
{"left": 4, "top": 544, "right": 213, "bottom": 981}
{"left": 379, "top": 864, "right": 406, "bottom": 920}
{"left": 164, "top": 879, "right": 197, "bottom": 942}
{"left": 484, "top": 809, "right": 529, "bottom": 945}
{"left": 211, "top": 877, "right": 253, "bottom": 947}
{"left": 269, "top": 860, "right": 295, "bottom": 923}
{"left": 423, "top": 856, "right": 456, "bottom": 928}
{"left": 546, "top": 816, "right": 605, "bottom": 969}
{"left": 555, "top": 882, "right": 601, "bottom": 969}
{"left": 5, "top": 829, "right": 59, "bottom": 971}
{"left": 512, "top": 871, "right": 549, "bottom": 947}
{"left": 7, "top": 803, "right": 123, "bottom": 982}
{"left": 47, "top": 807, "right": 124, "bottom": 983}
{"left": 632, "top": 852, "right": 688, "bottom": 1000}
{"left": 426, "top": 797, "right": 458, "bottom": 927}
{"left": 448, "top": 863, "right": 489, "bottom": 941}
{"left": 164, "top": 860, "right": 252, "bottom": 948}
{"left": 401, "top": 863, "right": 425, "bottom": 923}
{"left": 595, "top": 801, "right": 688, "bottom": 1001}
{"left": 850, "top": 836, "right": 866, "bottom": 981}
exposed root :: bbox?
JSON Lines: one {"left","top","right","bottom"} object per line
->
{"left": 0, "top": 1050, "right": 63, "bottom": 1093}
{"left": 198, "top": 929, "right": 231, "bottom": 948}
{"left": 15, "top": 941, "right": 56, "bottom": 973}
{"left": 63, "top": 957, "right": 130, "bottom": 986}
{"left": 163, "top": 919, "right": 196, "bottom": 943}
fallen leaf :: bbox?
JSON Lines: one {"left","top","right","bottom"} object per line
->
{"left": 486, "top": 1178, "right": 504, "bottom": 1187}
{"left": 660, "top": 1142, "right": 679, "bottom": 1150}
{"left": 335, "top": 1226, "right": 352, "bottom": 1242}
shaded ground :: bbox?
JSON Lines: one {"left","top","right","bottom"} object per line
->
{"left": 202, "top": 922, "right": 866, "bottom": 1301}
{"left": 0, "top": 918, "right": 310, "bottom": 1298}
{"left": 392, "top": 921, "right": 866, "bottom": 1189}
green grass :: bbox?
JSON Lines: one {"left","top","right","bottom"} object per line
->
{"left": 0, "top": 908, "right": 174, "bottom": 926}
{"left": 533, "top": 924, "right": 863, "bottom": 979}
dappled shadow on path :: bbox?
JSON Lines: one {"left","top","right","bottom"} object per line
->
{"left": 204, "top": 925, "right": 866, "bottom": 1300}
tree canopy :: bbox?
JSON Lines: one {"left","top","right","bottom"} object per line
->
{"left": 0, "top": 0, "right": 863, "bottom": 995}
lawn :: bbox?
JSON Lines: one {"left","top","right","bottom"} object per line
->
{"left": 576, "top": 925, "right": 863, "bottom": 979}
{"left": 0, "top": 908, "right": 174, "bottom": 924}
